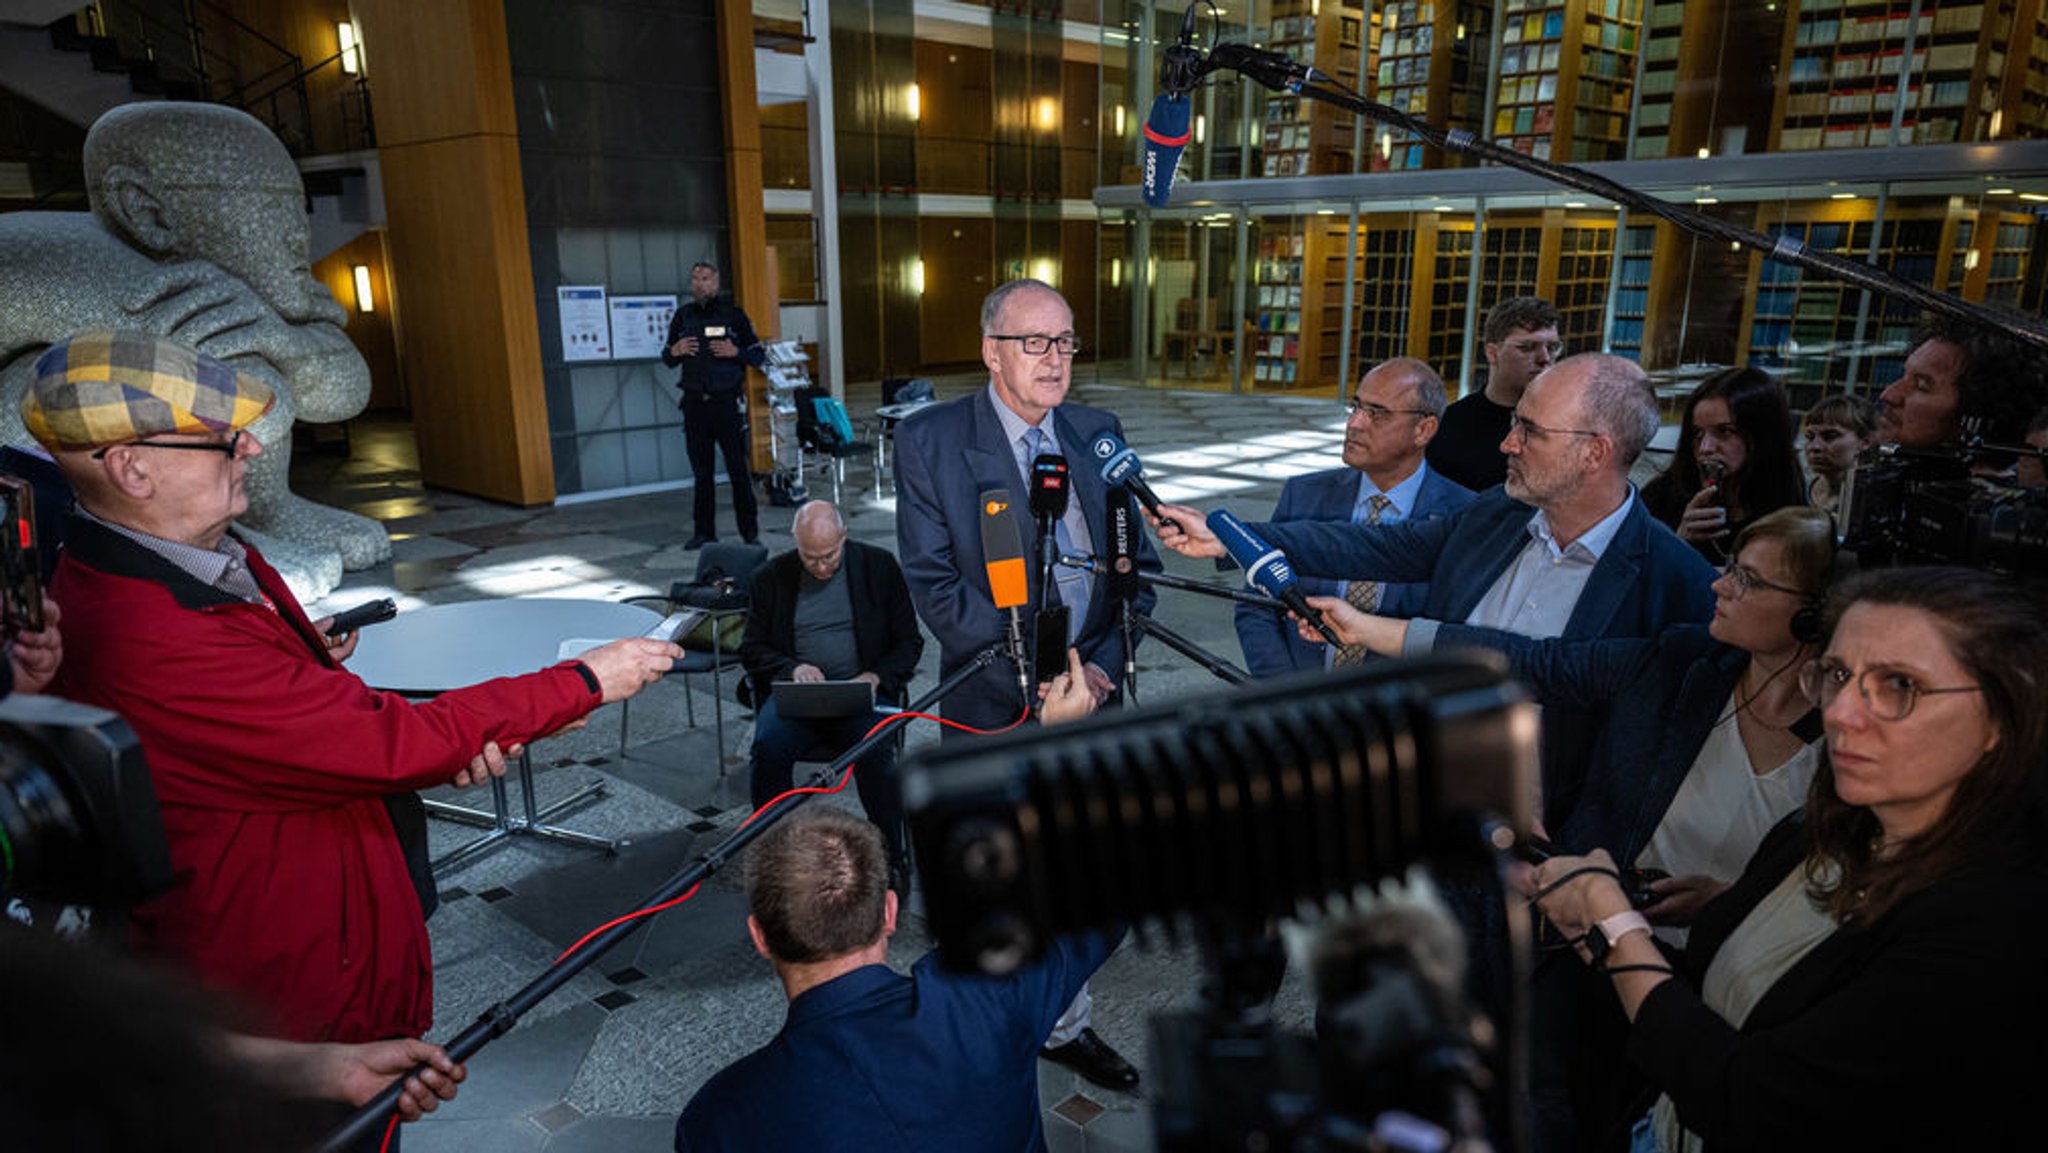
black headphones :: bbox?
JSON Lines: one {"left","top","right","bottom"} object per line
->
{"left": 1789, "top": 601, "right": 1827, "bottom": 646}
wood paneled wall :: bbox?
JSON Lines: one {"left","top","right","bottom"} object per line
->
{"left": 351, "top": 0, "right": 554, "bottom": 505}
{"left": 311, "top": 230, "right": 403, "bottom": 411}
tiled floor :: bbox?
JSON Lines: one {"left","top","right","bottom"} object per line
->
{"left": 290, "top": 378, "right": 1361, "bottom": 1151}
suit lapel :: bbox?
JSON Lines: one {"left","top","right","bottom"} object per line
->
{"left": 963, "top": 390, "right": 1040, "bottom": 591}
{"left": 1564, "top": 500, "right": 1645, "bottom": 637}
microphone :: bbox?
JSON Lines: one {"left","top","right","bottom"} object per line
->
{"left": 979, "top": 489, "right": 1032, "bottom": 707}
{"left": 1105, "top": 490, "right": 1140, "bottom": 603}
{"left": 1090, "top": 432, "right": 1171, "bottom": 522}
{"left": 1142, "top": 4, "right": 1206, "bottom": 208}
{"left": 1207, "top": 510, "right": 1338, "bottom": 645}
{"left": 1029, "top": 454, "right": 1070, "bottom": 520}
{"left": 1141, "top": 92, "right": 1192, "bottom": 209}
{"left": 1699, "top": 459, "right": 1727, "bottom": 487}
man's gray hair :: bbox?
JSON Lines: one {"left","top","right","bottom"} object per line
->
{"left": 1375, "top": 357, "right": 1449, "bottom": 418}
{"left": 981, "top": 278, "right": 1063, "bottom": 336}
{"left": 1568, "top": 353, "right": 1659, "bottom": 466}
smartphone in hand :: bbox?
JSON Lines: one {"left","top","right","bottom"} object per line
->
{"left": 325, "top": 597, "right": 397, "bottom": 636}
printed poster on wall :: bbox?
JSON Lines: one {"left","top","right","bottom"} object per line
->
{"left": 557, "top": 285, "right": 611, "bottom": 361}
{"left": 609, "top": 294, "right": 679, "bottom": 360}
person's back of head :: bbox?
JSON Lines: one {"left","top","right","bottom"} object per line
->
{"left": 747, "top": 808, "right": 890, "bottom": 964}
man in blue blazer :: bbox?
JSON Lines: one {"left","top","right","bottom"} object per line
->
{"left": 894, "top": 279, "right": 1161, "bottom": 734}
{"left": 1235, "top": 357, "right": 1474, "bottom": 677}
{"left": 1157, "top": 353, "right": 1716, "bottom": 824}
{"left": 892, "top": 278, "right": 1159, "bottom": 1091}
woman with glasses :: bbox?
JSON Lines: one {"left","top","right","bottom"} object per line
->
{"left": 1304, "top": 506, "right": 1835, "bottom": 1150}
{"left": 1527, "top": 566, "right": 2048, "bottom": 1152}
{"left": 1641, "top": 368, "right": 1808, "bottom": 562}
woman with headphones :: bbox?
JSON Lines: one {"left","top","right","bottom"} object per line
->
{"left": 1304, "top": 505, "right": 1837, "bottom": 1150}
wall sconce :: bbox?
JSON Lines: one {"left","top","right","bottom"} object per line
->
{"left": 911, "top": 259, "right": 925, "bottom": 296}
{"left": 907, "top": 83, "right": 921, "bottom": 121}
{"left": 338, "top": 21, "right": 362, "bottom": 75}
{"left": 352, "top": 264, "right": 374, "bottom": 313}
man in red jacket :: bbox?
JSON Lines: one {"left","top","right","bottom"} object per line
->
{"left": 23, "top": 330, "right": 680, "bottom": 1047}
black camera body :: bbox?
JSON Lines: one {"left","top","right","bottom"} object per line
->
{"left": 1841, "top": 446, "right": 2048, "bottom": 578}
{"left": 0, "top": 693, "right": 173, "bottom": 908}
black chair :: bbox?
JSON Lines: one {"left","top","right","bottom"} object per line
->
{"left": 795, "top": 385, "right": 876, "bottom": 504}
{"left": 622, "top": 540, "right": 768, "bottom": 770}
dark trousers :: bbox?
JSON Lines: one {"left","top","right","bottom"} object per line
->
{"left": 682, "top": 390, "right": 757, "bottom": 540}
{"left": 750, "top": 696, "right": 907, "bottom": 870}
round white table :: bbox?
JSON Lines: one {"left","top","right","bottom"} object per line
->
{"left": 350, "top": 598, "right": 665, "bottom": 873}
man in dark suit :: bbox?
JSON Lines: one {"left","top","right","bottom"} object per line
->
{"left": 892, "top": 277, "right": 1159, "bottom": 1091}
{"left": 1157, "top": 353, "right": 1716, "bottom": 824}
{"left": 893, "top": 278, "right": 1161, "bottom": 732}
{"left": 740, "top": 501, "right": 924, "bottom": 887}
{"left": 1235, "top": 357, "right": 1474, "bottom": 677}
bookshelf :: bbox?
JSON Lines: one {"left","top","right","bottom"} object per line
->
{"left": 1369, "top": 0, "right": 1494, "bottom": 171}
{"left": 1609, "top": 223, "right": 1655, "bottom": 359}
{"left": 1261, "top": 0, "right": 1369, "bottom": 177}
{"left": 1553, "top": 222, "right": 1616, "bottom": 347}
{"left": 1773, "top": 0, "right": 2020, "bottom": 152}
{"left": 1493, "top": 0, "right": 1642, "bottom": 163}
{"left": 1631, "top": 0, "right": 1684, "bottom": 158}
{"left": 1424, "top": 216, "right": 1476, "bottom": 385}
{"left": 1356, "top": 219, "right": 1417, "bottom": 364}
{"left": 1743, "top": 204, "right": 1953, "bottom": 405}
{"left": 1253, "top": 222, "right": 1308, "bottom": 387}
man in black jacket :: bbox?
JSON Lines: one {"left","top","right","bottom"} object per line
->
{"left": 663, "top": 262, "right": 767, "bottom": 548}
{"left": 740, "top": 501, "right": 924, "bottom": 882}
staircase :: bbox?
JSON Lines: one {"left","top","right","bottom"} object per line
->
{"left": 0, "top": 0, "right": 380, "bottom": 257}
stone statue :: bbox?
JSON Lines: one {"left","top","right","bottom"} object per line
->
{"left": 0, "top": 102, "right": 389, "bottom": 599}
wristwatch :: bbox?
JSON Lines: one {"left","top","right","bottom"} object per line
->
{"left": 1584, "top": 910, "right": 1653, "bottom": 966}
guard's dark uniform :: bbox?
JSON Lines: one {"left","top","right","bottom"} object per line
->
{"left": 663, "top": 294, "right": 766, "bottom": 542}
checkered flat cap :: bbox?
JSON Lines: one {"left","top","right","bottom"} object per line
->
{"left": 23, "top": 331, "right": 275, "bottom": 452}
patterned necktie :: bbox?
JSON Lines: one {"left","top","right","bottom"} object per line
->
{"left": 1331, "top": 494, "right": 1392, "bottom": 667}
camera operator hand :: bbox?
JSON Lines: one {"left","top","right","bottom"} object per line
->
{"left": 8, "top": 593, "right": 62, "bottom": 694}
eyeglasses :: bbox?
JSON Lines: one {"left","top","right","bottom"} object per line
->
{"left": 92, "top": 429, "right": 245, "bottom": 461}
{"left": 989, "top": 333, "right": 1081, "bottom": 357}
{"left": 1799, "top": 658, "right": 1983, "bottom": 722}
{"left": 1343, "top": 397, "right": 1433, "bottom": 424}
{"left": 1719, "top": 562, "right": 1805, "bottom": 600}
{"left": 1503, "top": 339, "right": 1564, "bottom": 357}
{"left": 1506, "top": 413, "right": 1600, "bottom": 442}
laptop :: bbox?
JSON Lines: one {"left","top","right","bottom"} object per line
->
{"left": 773, "top": 679, "right": 877, "bottom": 719}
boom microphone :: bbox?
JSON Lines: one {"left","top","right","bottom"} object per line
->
{"left": 1207, "top": 510, "right": 1338, "bottom": 645}
{"left": 1142, "top": 4, "right": 1206, "bottom": 208}
{"left": 902, "top": 653, "right": 1537, "bottom": 973}
{"left": 1141, "top": 92, "right": 1192, "bottom": 208}
{"left": 979, "top": 489, "right": 1033, "bottom": 707}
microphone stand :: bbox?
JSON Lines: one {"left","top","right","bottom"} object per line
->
{"left": 1119, "top": 596, "right": 1140, "bottom": 707}
{"left": 1192, "top": 49, "right": 2048, "bottom": 354}
{"left": 319, "top": 647, "right": 1009, "bottom": 1153}
{"left": 1059, "top": 554, "right": 1287, "bottom": 612}
{"left": 1137, "top": 615, "right": 1251, "bottom": 686}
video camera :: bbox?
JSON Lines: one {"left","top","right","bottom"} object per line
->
{"left": 1839, "top": 442, "right": 2048, "bottom": 578}
{"left": 0, "top": 471, "right": 172, "bottom": 914}
{"left": 903, "top": 653, "right": 1537, "bottom": 1151}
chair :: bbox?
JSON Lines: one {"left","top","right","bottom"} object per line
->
{"left": 795, "top": 385, "right": 876, "bottom": 504}
{"left": 622, "top": 540, "right": 768, "bottom": 771}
